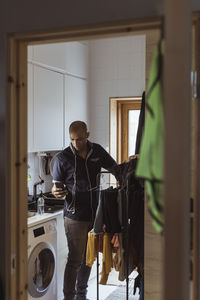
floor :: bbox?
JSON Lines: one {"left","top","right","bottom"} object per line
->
{"left": 56, "top": 213, "right": 140, "bottom": 300}
{"left": 57, "top": 254, "right": 140, "bottom": 300}
{"left": 87, "top": 266, "right": 140, "bottom": 300}
{"left": 57, "top": 246, "right": 139, "bottom": 300}
{"left": 57, "top": 263, "right": 139, "bottom": 300}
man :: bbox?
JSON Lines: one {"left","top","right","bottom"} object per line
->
{"left": 52, "top": 121, "right": 117, "bottom": 300}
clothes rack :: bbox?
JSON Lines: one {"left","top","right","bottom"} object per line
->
{"left": 95, "top": 171, "right": 130, "bottom": 300}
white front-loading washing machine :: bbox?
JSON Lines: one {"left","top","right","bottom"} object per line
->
{"left": 28, "top": 219, "right": 57, "bottom": 300}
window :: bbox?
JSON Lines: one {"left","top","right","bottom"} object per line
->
{"left": 110, "top": 97, "right": 142, "bottom": 164}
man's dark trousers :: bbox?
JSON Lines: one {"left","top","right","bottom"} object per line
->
{"left": 63, "top": 217, "right": 92, "bottom": 300}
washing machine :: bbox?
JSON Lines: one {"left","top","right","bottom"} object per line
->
{"left": 28, "top": 219, "right": 57, "bottom": 300}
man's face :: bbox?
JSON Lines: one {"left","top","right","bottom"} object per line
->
{"left": 70, "top": 129, "right": 89, "bottom": 152}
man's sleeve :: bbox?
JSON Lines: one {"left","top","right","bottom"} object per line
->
{"left": 99, "top": 145, "right": 117, "bottom": 170}
{"left": 98, "top": 145, "right": 122, "bottom": 182}
{"left": 52, "top": 156, "right": 64, "bottom": 182}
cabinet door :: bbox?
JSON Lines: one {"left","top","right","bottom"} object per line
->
{"left": 28, "top": 63, "right": 34, "bottom": 152}
{"left": 34, "top": 65, "right": 64, "bottom": 151}
{"left": 64, "top": 75, "right": 88, "bottom": 146}
{"left": 66, "top": 42, "right": 89, "bottom": 78}
{"left": 32, "top": 43, "right": 66, "bottom": 72}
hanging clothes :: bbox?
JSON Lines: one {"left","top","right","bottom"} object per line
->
{"left": 113, "top": 159, "right": 144, "bottom": 279}
{"left": 135, "top": 91, "right": 145, "bottom": 155}
{"left": 136, "top": 39, "right": 164, "bottom": 233}
{"left": 91, "top": 159, "right": 144, "bottom": 289}
{"left": 99, "top": 233, "right": 113, "bottom": 285}
{"left": 86, "top": 231, "right": 113, "bottom": 285}
{"left": 113, "top": 233, "right": 126, "bottom": 281}
{"left": 93, "top": 187, "right": 121, "bottom": 235}
{"left": 86, "top": 231, "right": 103, "bottom": 267}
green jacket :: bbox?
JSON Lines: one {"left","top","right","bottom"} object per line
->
{"left": 136, "top": 40, "right": 164, "bottom": 233}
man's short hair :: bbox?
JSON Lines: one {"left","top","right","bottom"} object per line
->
{"left": 69, "top": 121, "right": 88, "bottom": 133}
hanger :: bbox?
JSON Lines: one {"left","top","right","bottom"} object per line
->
{"left": 88, "top": 171, "right": 118, "bottom": 191}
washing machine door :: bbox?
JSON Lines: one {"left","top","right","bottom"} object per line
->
{"left": 28, "top": 241, "right": 56, "bottom": 298}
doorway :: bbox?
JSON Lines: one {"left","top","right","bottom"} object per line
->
{"left": 8, "top": 25, "right": 164, "bottom": 300}
{"left": 8, "top": 16, "right": 195, "bottom": 300}
{"left": 27, "top": 35, "right": 145, "bottom": 300}
{"left": 8, "top": 24, "right": 161, "bottom": 300}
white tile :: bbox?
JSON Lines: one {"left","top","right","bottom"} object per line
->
{"left": 130, "top": 35, "right": 146, "bottom": 53}
{"left": 116, "top": 79, "right": 144, "bottom": 97}
{"left": 116, "top": 36, "right": 131, "bottom": 51}
{"left": 89, "top": 130, "right": 106, "bottom": 148}
{"left": 91, "top": 105, "right": 107, "bottom": 116}
{"left": 116, "top": 56, "right": 131, "bottom": 80}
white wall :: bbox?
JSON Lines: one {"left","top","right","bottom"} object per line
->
{"left": 89, "top": 35, "right": 146, "bottom": 150}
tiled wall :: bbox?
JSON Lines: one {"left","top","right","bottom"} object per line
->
{"left": 28, "top": 152, "right": 58, "bottom": 195}
{"left": 89, "top": 35, "right": 146, "bottom": 150}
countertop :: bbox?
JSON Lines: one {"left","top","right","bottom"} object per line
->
{"left": 28, "top": 209, "right": 63, "bottom": 227}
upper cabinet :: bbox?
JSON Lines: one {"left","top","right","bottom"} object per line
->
{"left": 28, "top": 64, "right": 64, "bottom": 152}
{"left": 27, "top": 42, "right": 89, "bottom": 152}
{"left": 30, "top": 42, "right": 89, "bottom": 78}
{"left": 64, "top": 76, "right": 89, "bottom": 146}
{"left": 33, "top": 65, "right": 64, "bottom": 152}
{"left": 65, "top": 42, "right": 89, "bottom": 78}
{"left": 31, "top": 43, "right": 67, "bottom": 72}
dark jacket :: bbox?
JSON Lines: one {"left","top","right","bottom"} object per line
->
{"left": 135, "top": 91, "right": 145, "bottom": 155}
{"left": 53, "top": 141, "right": 117, "bottom": 221}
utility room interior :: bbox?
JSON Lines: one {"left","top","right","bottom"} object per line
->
{"left": 27, "top": 31, "right": 160, "bottom": 300}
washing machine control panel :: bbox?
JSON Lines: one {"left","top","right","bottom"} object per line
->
{"left": 28, "top": 219, "right": 57, "bottom": 244}
{"left": 48, "top": 223, "right": 56, "bottom": 233}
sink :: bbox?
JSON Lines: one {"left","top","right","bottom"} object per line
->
{"left": 28, "top": 211, "right": 36, "bottom": 218}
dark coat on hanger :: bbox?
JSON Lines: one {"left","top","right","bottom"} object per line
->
{"left": 114, "top": 159, "right": 144, "bottom": 276}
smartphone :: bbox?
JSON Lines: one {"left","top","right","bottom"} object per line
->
{"left": 55, "top": 182, "right": 65, "bottom": 189}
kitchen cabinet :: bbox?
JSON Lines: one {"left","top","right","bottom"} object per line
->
{"left": 32, "top": 65, "right": 64, "bottom": 152}
{"left": 65, "top": 42, "right": 89, "bottom": 78}
{"left": 27, "top": 42, "right": 89, "bottom": 152}
{"left": 32, "top": 43, "right": 66, "bottom": 72}
{"left": 31, "top": 42, "right": 89, "bottom": 78}
{"left": 64, "top": 75, "right": 89, "bottom": 146}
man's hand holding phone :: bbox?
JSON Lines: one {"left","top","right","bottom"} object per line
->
{"left": 52, "top": 182, "right": 68, "bottom": 199}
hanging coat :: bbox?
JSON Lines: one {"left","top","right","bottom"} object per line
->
{"left": 136, "top": 40, "right": 164, "bottom": 233}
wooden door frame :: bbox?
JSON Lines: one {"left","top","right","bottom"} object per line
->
{"left": 164, "top": 4, "right": 195, "bottom": 300}
{"left": 6, "top": 12, "right": 200, "bottom": 300}
{"left": 7, "top": 18, "right": 162, "bottom": 300}
{"left": 191, "top": 16, "right": 200, "bottom": 300}
{"left": 109, "top": 97, "right": 142, "bottom": 164}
